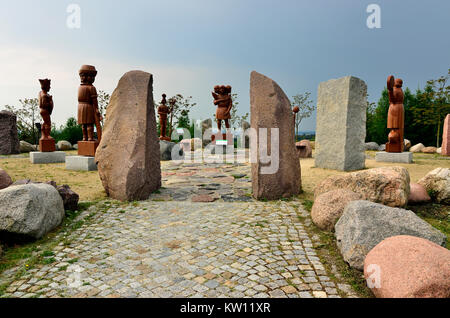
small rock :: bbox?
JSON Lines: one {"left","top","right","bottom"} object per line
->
{"left": 418, "top": 167, "right": 450, "bottom": 204}
{"left": 378, "top": 144, "right": 386, "bottom": 151}
{"left": 57, "top": 185, "right": 79, "bottom": 211}
{"left": 408, "top": 183, "right": 431, "bottom": 205}
{"left": 73, "top": 143, "right": 78, "bottom": 150}
{"left": 296, "top": 140, "right": 313, "bottom": 158}
{"left": 311, "top": 189, "right": 362, "bottom": 231}
{"left": 410, "top": 143, "right": 424, "bottom": 153}
{"left": 364, "top": 235, "right": 450, "bottom": 298}
{"left": 0, "top": 168, "right": 13, "bottom": 190}
{"left": 191, "top": 194, "right": 216, "bottom": 202}
{"left": 404, "top": 139, "right": 412, "bottom": 151}
{"left": 335, "top": 200, "right": 446, "bottom": 270}
{"left": 437, "top": 147, "right": 442, "bottom": 154}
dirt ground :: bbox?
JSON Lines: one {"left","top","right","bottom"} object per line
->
{"left": 1, "top": 150, "right": 449, "bottom": 202}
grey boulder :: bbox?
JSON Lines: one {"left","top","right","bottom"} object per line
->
{"left": 335, "top": 200, "right": 446, "bottom": 270}
{"left": 20, "top": 141, "right": 36, "bottom": 153}
{"left": 160, "top": 140, "right": 184, "bottom": 161}
{"left": 365, "top": 142, "right": 379, "bottom": 151}
{"left": 0, "top": 183, "right": 65, "bottom": 240}
{"left": 56, "top": 140, "right": 72, "bottom": 151}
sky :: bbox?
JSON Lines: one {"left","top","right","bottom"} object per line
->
{"left": 0, "top": 0, "right": 449, "bottom": 131}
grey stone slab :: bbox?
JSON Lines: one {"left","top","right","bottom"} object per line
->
{"left": 375, "top": 151, "right": 413, "bottom": 163}
{"left": 65, "top": 156, "right": 97, "bottom": 171}
{"left": 30, "top": 151, "right": 66, "bottom": 164}
{"left": 315, "top": 76, "right": 367, "bottom": 171}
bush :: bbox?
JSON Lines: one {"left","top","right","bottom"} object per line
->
{"left": 51, "top": 117, "right": 83, "bottom": 145}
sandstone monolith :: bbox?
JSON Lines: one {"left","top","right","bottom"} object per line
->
{"left": 250, "top": 71, "right": 301, "bottom": 200}
{"left": 442, "top": 114, "right": 450, "bottom": 156}
{"left": 315, "top": 76, "right": 367, "bottom": 171}
{"left": 95, "top": 71, "right": 161, "bottom": 201}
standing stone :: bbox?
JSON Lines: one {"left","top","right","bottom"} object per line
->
{"left": 0, "top": 111, "right": 20, "bottom": 155}
{"left": 250, "top": 71, "right": 301, "bottom": 200}
{"left": 442, "top": 114, "right": 450, "bottom": 156}
{"left": 95, "top": 71, "right": 161, "bottom": 201}
{"left": 315, "top": 76, "right": 367, "bottom": 171}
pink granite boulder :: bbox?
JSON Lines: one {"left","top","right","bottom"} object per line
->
{"left": 295, "top": 140, "right": 312, "bottom": 158}
{"left": 0, "top": 168, "right": 13, "bottom": 190}
{"left": 311, "top": 189, "right": 362, "bottom": 231}
{"left": 408, "top": 183, "right": 431, "bottom": 204}
{"left": 364, "top": 235, "right": 450, "bottom": 298}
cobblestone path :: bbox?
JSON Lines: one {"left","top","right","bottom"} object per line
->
{"left": 1, "top": 160, "right": 357, "bottom": 298}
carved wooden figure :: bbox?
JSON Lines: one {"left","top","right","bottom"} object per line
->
{"left": 386, "top": 75, "right": 405, "bottom": 153}
{"left": 77, "top": 65, "right": 102, "bottom": 156}
{"left": 38, "top": 79, "right": 56, "bottom": 152}
{"left": 158, "top": 94, "right": 171, "bottom": 141}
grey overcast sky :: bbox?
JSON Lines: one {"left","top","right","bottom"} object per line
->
{"left": 0, "top": 0, "right": 449, "bottom": 130}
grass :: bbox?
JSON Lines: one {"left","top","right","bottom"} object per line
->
{"left": 299, "top": 199, "right": 374, "bottom": 298}
{"left": 0, "top": 199, "right": 109, "bottom": 296}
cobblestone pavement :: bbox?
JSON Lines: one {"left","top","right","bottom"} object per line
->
{"left": 0, "top": 158, "right": 358, "bottom": 298}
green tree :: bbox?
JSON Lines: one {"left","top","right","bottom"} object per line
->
{"left": 4, "top": 98, "right": 40, "bottom": 144}
{"left": 291, "top": 92, "right": 314, "bottom": 141}
{"left": 51, "top": 117, "right": 83, "bottom": 145}
{"left": 412, "top": 69, "right": 450, "bottom": 147}
{"left": 166, "top": 94, "right": 197, "bottom": 138}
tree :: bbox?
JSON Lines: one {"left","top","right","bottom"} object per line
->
{"left": 166, "top": 94, "right": 197, "bottom": 138}
{"left": 51, "top": 117, "right": 83, "bottom": 145}
{"left": 229, "top": 93, "right": 249, "bottom": 130}
{"left": 291, "top": 92, "right": 315, "bottom": 140}
{"left": 412, "top": 69, "right": 450, "bottom": 147}
{"left": 97, "top": 90, "right": 110, "bottom": 126}
{"left": 4, "top": 98, "right": 40, "bottom": 144}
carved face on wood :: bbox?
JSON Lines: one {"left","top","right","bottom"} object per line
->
{"left": 39, "top": 79, "right": 51, "bottom": 92}
{"left": 394, "top": 78, "right": 403, "bottom": 88}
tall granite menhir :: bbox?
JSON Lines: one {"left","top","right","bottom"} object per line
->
{"left": 95, "top": 71, "right": 161, "bottom": 201}
{"left": 315, "top": 76, "right": 367, "bottom": 171}
{"left": 250, "top": 71, "right": 301, "bottom": 200}
{"left": 0, "top": 111, "right": 20, "bottom": 155}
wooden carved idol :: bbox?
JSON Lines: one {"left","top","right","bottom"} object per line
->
{"left": 158, "top": 94, "right": 171, "bottom": 141}
{"left": 386, "top": 75, "right": 405, "bottom": 153}
{"left": 38, "top": 78, "right": 56, "bottom": 152}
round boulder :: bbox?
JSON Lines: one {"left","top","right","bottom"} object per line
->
{"left": 422, "top": 146, "right": 437, "bottom": 154}
{"left": 335, "top": 200, "right": 446, "bottom": 270}
{"left": 0, "top": 168, "right": 13, "bottom": 190}
{"left": 19, "top": 141, "right": 36, "bottom": 153}
{"left": 364, "top": 235, "right": 450, "bottom": 298}
{"left": 404, "top": 139, "right": 412, "bottom": 151}
{"left": 296, "top": 140, "right": 312, "bottom": 158}
{"left": 365, "top": 142, "right": 379, "bottom": 151}
{"left": 0, "top": 183, "right": 65, "bottom": 240}
{"left": 410, "top": 143, "right": 424, "bottom": 153}
{"left": 408, "top": 183, "right": 431, "bottom": 205}
{"left": 378, "top": 144, "right": 386, "bottom": 151}
{"left": 160, "top": 140, "right": 184, "bottom": 161}
{"left": 311, "top": 189, "right": 362, "bottom": 231}
{"left": 56, "top": 140, "right": 72, "bottom": 151}
{"left": 315, "top": 166, "right": 410, "bottom": 207}
{"left": 418, "top": 167, "right": 450, "bottom": 204}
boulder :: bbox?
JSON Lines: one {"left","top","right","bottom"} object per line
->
{"left": 12, "top": 179, "right": 32, "bottom": 186}
{"left": 422, "top": 146, "right": 437, "bottom": 154}
{"left": 437, "top": 147, "right": 442, "bottom": 154}
{"left": 364, "top": 235, "right": 450, "bottom": 298}
{"left": 56, "top": 185, "right": 79, "bottom": 211}
{"left": 418, "top": 168, "right": 450, "bottom": 204}
{"left": 0, "top": 168, "right": 13, "bottom": 190}
{"left": 408, "top": 183, "right": 431, "bottom": 204}
{"left": 378, "top": 144, "right": 386, "bottom": 151}
{"left": 296, "top": 140, "right": 313, "bottom": 158}
{"left": 19, "top": 141, "right": 36, "bottom": 153}
{"left": 315, "top": 166, "right": 410, "bottom": 207}
{"left": 96, "top": 70, "right": 161, "bottom": 201}
{"left": 404, "top": 139, "right": 412, "bottom": 151}
{"left": 315, "top": 76, "right": 367, "bottom": 171}
{"left": 160, "top": 140, "right": 184, "bottom": 161}
{"left": 335, "top": 200, "right": 446, "bottom": 270}
{"left": 73, "top": 143, "right": 78, "bottom": 150}
{"left": 56, "top": 140, "right": 72, "bottom": 151}
{"left": 0, "top": 184, "right": 65, "bottom": 240}
{"left": 250, "top": 71, "right": 301, "bottom": 200}
{"left": 410, "top": 143, "right": 424, "bottom": 153}
{"left": 0, "top": 111, "right": 20, "bottom": 155}
{"left": 365, "top": 142, "right": 379, "bottom": 151}
{"left": 311, "top": 189, "right": 362, "bottom": 231}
